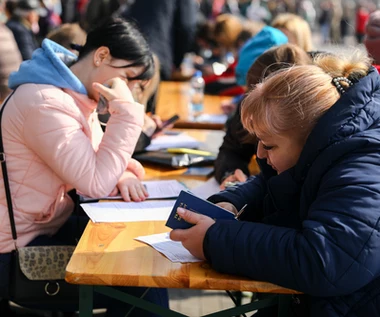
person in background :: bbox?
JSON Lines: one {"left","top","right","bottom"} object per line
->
{"left": 318, "top": 0, "right": 333, "bottom": 44}
{"left": 271, "top": 12, "right": 313, "bottom": 52}
{"left": 47, "top": 22, "right": 86, "bottom": 55}
{"left": 6, "top": 0, "right": 44, "bottom": 60}
{"left": 364, "top": 9, "right": 380, "bottom": 71}
{"left": 122, "top": 0, "right": 197, "bottom": 81}
{"left": 0, "top": 17, "right": 168, "bottom": 316}
{"left": 219, "top": 25, "right": 288, "bottom": 115}
{"left": 216, "top": 43, "right": 312, "bottom": 188}
{"left": 171, "top": 50, "right": 380, "bottom": 317}
{"left": 204, "top": 13, "right": 264, "bottom": 96}
{"left": 355, "top": 2, "right": 370, "bottom": 44}
{"left": 0, "top": 0, "right": 22, "bottom": 102}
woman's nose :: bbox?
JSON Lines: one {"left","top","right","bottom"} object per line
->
{"left": 256, "top": 142, "right": 267, "bottom": 159}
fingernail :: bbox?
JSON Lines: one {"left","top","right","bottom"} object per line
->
{"left": 177, "top": 207, "right": 185, "bottom": 215}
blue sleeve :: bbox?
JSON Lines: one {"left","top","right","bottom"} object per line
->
{"left": 204, "top": 156, "right": 380, "bottom": 297}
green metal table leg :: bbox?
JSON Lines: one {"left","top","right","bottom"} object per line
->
{"left": 94, "top": 286, "right": 188, "bottom": 317}
{"left": 79, "top": 285, "right": 94, "bottom": 317}
{"left": 278, "top": 295, "right": 292, "bottom": 317}
{"left": 203, "top": 295, "right": 278, "bottom": 317}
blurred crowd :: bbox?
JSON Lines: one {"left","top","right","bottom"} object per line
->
{"left": 1, "top": 0, "right": 380, "bottom": 102}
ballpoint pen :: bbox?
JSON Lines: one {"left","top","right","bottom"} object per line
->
{"left": 235, "top": 203, "right": 248, "bottom": 220}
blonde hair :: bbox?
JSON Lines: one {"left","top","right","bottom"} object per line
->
{"left": 271, "top": 13, "right": 313, "bottom": 52}
{"left": 241, "top": 50, "right": 372, "bottom": 141}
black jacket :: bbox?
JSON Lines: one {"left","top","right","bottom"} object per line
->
{"left": 214, "top": 103, "right": 257, "bottom": 183}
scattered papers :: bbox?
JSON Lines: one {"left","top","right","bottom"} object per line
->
{"left": 195, "top": 114, "right": 228, "bottom": 124}
{"left": 80, "top": 200, "right": 175, "bottom": 223}
{"left": 79, "top": 180, "right": 187, "bottom": 202}
{"left": 145, "top": 133, "right": 200, "bottom": 151}
{"left": 135, "top": 232, "right": 202, "bottom": 263}
{"left": 191, "top": 177, "right": 221, "bottom": 199}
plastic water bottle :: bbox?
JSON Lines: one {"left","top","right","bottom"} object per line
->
{"left": 188, "top": 70, "right": 205, "bottom": 120}
{"left": 181, "top": 52, "right": 195, "bottom": 77}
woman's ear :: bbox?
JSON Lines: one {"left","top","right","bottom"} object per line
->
{"left": 93, "top": 46, "right": 111, "bottom": 66}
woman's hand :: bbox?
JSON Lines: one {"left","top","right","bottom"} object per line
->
{"left": 93, "top": 77, "right": 135, "bottom": 104}
{"left": 142, "top": 114, "right": 163, "bottom": 137}
{"left": 220, "top": 169, "right": 248, "bottom": 190}
{"left": 117, "top": 170, "right": 149, "bottom": 202}
{"left": 170, "top": 207, "right": 215, "bottom": 260}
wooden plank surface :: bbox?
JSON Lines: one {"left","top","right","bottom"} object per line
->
{"left": 66, "top": 221, "right": 299, "bottom": 294}
{"left": 156, "top": 82, "right": 230, "bottom": 129}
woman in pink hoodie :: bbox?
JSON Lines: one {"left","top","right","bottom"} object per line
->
{"left": 0, "top": 17, "right": 168, "bottom": 316}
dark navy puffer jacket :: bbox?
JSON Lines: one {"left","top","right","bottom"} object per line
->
{"left": 206, "top": 68, "right": 380, "bottom": 317}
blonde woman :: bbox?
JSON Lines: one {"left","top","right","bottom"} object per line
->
{"left": 171, "top": 50, "right": 380, "bottom": 317}
{"left": 271, "top": 13, "right": 313, "bottom": 52}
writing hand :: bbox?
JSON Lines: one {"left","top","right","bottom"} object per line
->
{"left": 170, "top": 207, "right": 215, "bottom": 260}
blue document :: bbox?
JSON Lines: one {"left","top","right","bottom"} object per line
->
{"left": 166, "top": 190, "right": 236, "bottom": 229}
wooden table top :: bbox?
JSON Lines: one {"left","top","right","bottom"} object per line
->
{"left": 156, "top": 82, "right": 231, "bottom": 130}
{"left": 65, "top": 220, "right": 298, "bottom": 294}
{"left": 65, "top": 128, "right": 298, "bottom": 295}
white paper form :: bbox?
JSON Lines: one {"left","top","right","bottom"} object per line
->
{"left": 191, "top": 177, "right": 221, "bottom": 199}
{"left": 145, "top": 133, "right": 200, "bottom": 151}
{"left": 143, "top": 180, "right": 187, "bottom": 199}
{"left": 135, "top": 232, "right": 202, "bottom": 263}
{"left": 80, "top": 200, "right": 175, "bottom": 223}
{"left": 79, "top": 180, "right": 187, "bottom": 202}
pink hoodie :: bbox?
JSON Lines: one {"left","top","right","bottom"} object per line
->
{"left": 0, "top": 83, "right": 144, "bottom": 252}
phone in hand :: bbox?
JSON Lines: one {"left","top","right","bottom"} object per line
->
{"left": 153, "top": 114, "right": 180, "bottom": 135}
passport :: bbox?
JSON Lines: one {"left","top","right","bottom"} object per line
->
{"left": 165, "top": 190, "right": 236, "bottom": 229}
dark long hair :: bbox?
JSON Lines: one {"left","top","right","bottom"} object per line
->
{"left": 78, "top": 17, "right": 154, "bottom": 80}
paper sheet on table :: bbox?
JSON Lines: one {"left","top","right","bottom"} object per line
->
{"left": 135, "top": 232, "right": 202, "bottom": 263}
{"left": 80, "top": 200, "right": 175, "bottom": 223}
{"left": 145, "top": 133, "right": 200, "bottom": 151}
{"left": 79, "top": 180, "right": 187, "bottom": 202}
{"left": 196, "top": 114, "right": 228, "bottom": 124}
{"left": 191, "top": 177, "right": 221, "bottom": 199}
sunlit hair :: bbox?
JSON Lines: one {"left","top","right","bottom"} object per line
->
{"left": 241, "top": 50, "right": 372, "bottom": 141}
{"left": 214, "top": 14, "right": 263, "bottom": 50}
{"left": 246, "top": 43, "right": 312, "bottom": 89}
{"left": 271, "top": 13, "right": 313, "bottom": 52}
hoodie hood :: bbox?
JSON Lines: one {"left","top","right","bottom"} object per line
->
{"left": 9, "top": 39, "right": 87, "bottom": 95}
{"left": 236, "top": 26, "right": 288, "bottom": 86}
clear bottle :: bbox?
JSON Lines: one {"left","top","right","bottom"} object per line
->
{"left": 188, "top": 70, "right": 205, "bottom": 120}
{"left": 181, "top": 52, "right": 195, "bottom": 77}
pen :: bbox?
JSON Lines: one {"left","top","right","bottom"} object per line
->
{"left": 167, "top": 148, "right": 214, "bottom": 156}
{"left": 235, "top": 204, "right": 248, "bottom": 220}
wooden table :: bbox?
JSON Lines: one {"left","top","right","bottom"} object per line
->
{"left": 66, "top": 221, "right": 299, "bottom": 317}
{"left": 65, "top": 129, "right": 299, "bottom": 316}
{"left": 156, "top": 82, "right": 231, "bottom": 130}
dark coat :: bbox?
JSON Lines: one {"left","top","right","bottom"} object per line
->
{"left": 214, "top": 102, "right": 257, "bottom": 183}
{"left": 206, "top": 68, "right": 380, "bottom": 317}
{"left": 6, "top": 18, "right": 39, "bottom": 61}
{"left": 123, "top": 0, "right": 197, "bottom": 80}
